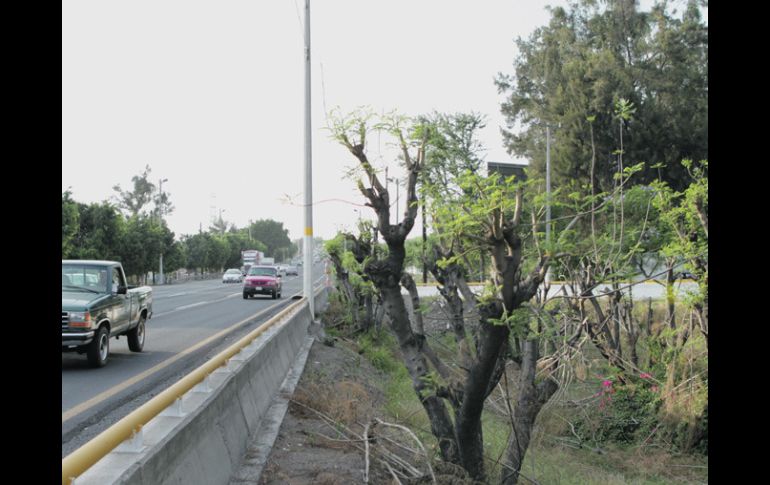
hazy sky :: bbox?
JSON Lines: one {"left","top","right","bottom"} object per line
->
{"left": 62, "top": 1, "right": 587, "bottom": 241}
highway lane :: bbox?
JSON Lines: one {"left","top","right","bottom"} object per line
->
{"left": 62, "top": 263, "right": 326, "bottom": 453}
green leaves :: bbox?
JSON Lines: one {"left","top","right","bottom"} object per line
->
{"left": 614, "top": 97, "right": 636, "bottom": 121}
{"left": 496, "top": 1, "right": 707, "bottom": 193}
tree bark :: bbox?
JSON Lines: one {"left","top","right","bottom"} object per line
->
{"left": 501, "top": 340, "right": 558, "bottom": 485}
{"left": 455, "top": 301, "right": 509, "bottom": 482}
{"left": 666, "top": 262, "right": 676, "bottom": 329}
{"left": 377, "top": 279, "right": 460, "bottom": 464}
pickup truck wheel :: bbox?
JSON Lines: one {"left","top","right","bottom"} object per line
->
{"left": 243, "top": 292, "right": 249, "bottom": 299}
{"left": 127, "top": 314, "right": 146, "bottom": 352}
{"left": 271, "top": 290, "right": 277, "bottom": 300}
{"left": 87, "top": 325, "right": 109, "bottom": 368}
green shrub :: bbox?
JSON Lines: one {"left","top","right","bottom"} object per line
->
{"left": 574, "top": 380, "right": 661, "bottom": 446}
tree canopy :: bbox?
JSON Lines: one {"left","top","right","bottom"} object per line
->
{"left": 496, "top": 0, "right": 707, "bottom": 192}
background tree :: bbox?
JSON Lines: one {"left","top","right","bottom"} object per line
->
{"left": 182, "top": 233, "right": 211, "bottom": 274}
{"left": 222, "top": 230, "right": 267, "bottom": 269}
{"left": 495, "top": 0, "right": 707, "bottom": 192}
{"left": 69, "top": 201, "right": 126, "bottom": 261}
{"left": 209, "top": 214, "right": 230, "bottom": 235}
{"left": 152, "top": 181, "right": 175, "bottom": 219}
{"left": 62, "top": 191, "right": 80, "bottom": 258}
{"left": 652, "top": 159, "right": 708, "bottom": 343}
{"left": 162, "top": 240, "right": 187, "bottom": 274}
{"left": 248, "top": 219, "right": 292, "bottom": 257}
{"left": 119, "top": 215, "right": 172, "bottom": 282}
{"left": 112, "top": 165, "right": 157, "bottom": 217}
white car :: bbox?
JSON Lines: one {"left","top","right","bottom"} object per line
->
{"left": 223, "top": 268, "right": 243, "bottom": 283}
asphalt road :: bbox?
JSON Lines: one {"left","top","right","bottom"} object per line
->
{"left": 62, "top": 263, "right": 326, "bottom": 457}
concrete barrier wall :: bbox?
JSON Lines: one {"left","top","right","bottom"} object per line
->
{"left": 76, "top": 293, "right": 325, "bottom": 485}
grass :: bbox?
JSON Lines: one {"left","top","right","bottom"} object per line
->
{"left": 516, "top": 442, "right": 708, "bottom": 484}
{"left": 338, "top": 290, "right": 707, "bottom": 484}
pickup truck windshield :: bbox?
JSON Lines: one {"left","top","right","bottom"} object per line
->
{"left": 248, "top": 267, "right": 276, "bottom": 276}
{"left": 62, "top": 264, "right": 110, "bottom": 293}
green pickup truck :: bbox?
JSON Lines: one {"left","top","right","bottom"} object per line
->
{"left": 62, "top": 260, "right": 153, "bottom": 368}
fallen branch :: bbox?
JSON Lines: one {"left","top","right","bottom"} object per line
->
{"left": 364, "top": 421, "right": 371, "bottom": 484}
{"left": 375, "top": 418, "right": 436, "bottom": 484}
{"left": 383, "top": 460, "right": 403, "bottom": 484}
{"left": 289, "top": 399, "right": 427, "bottom": 481}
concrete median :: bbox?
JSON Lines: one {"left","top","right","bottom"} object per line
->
{"left": 73, "top": 289, "right": 328, "bottom": 485}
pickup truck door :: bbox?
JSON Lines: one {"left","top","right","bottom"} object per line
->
{"left": 108, "top": 266, "right": 131, "bottom": 334}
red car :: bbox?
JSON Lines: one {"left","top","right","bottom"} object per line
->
{"left": 242, "top": 265, "right": 282, "bottom": 299}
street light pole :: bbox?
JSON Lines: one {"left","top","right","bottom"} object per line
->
{"left": 159, "top": 178, "right": 168, "bottom": 285}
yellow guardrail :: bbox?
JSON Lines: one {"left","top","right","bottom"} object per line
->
{"left": 62, "top": 296, "right": 309, "bottom": 485}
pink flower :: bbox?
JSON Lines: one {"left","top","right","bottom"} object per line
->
{"left": 640, "top": 372, "right": 652, "bottom": 379}
{"left": 602, "top": 380, "right": 613, "bottom": 388}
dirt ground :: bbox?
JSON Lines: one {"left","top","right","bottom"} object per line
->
{"left": 258, "top": 338, "right": 393, "bottom": 485}
{"left": 259, "top": 297, "right": 466, "bottom": 485}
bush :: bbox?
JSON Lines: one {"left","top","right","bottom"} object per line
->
{"left": 320, "top": 291, "right": 356, "bottom": 335}
{"left": 573, "top": 378, "right": 661, "bottom": 446}
{"left": 358, "top": 330, "right": 399, "bottom": 373}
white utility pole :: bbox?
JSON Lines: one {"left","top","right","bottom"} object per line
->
{"left": 303, "top": 0, "right": 314, "bottom": 318}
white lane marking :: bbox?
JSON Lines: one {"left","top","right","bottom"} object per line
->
{"left": 149, "top": 277, "right": 321, "bottom": 318}
{"left": 175, "top": 301, "right": 208, "bottom": 310}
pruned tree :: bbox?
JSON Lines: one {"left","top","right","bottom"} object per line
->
{"left": 328, "top": 108, "right": 584, "bottom": 484}
{"left": 329, "top": 108, "right": 462, "bottom": 466}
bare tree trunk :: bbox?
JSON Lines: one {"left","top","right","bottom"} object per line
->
{"left": 362, "top": 294, "right": 374, "bottom": 332}
{"left": 666, "top": 262, "right": 676, "bottom": 329}
{"left": 430, "top": 257, "right": 474, "bottom": 369}
{"left": 581, "top": 291, "right": 628, "bottom": 377}
{"left": 401, "top": 273, "right": 454, "bottom": 381}
{"left": 378, "top": 282, "right": 460, "bottom": 464}
{"left": 501, "top": 340, "right": 558, "bottom": 485}
{"left": 610, "top": 284, "right": 623, "bottom": 360}
{"left": 624, "top": 300, "right": 639, "bottom": 368}
{"left": 645, "top": 297, "right": 653, "bottom": 336}
{"left": 696, "top": 299, "right": 708, "bottom": 346}
{"left": 455, "top": 302, "right": 509, "bottom": 482}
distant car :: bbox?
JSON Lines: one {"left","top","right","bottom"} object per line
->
{"left": 223, "top": 268, "right": 243, "bottom": 283}
{"left": 285, "top": 265, "right": 299, "bottom": 276}
{"left": 676, "top": 271, "right": 696, "bottom": 280}
{"left": 275, "top": 265, "right": 287, "bottom": 277}
{"left": 243, "top": 265, "right": 282, "bottom": 299}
